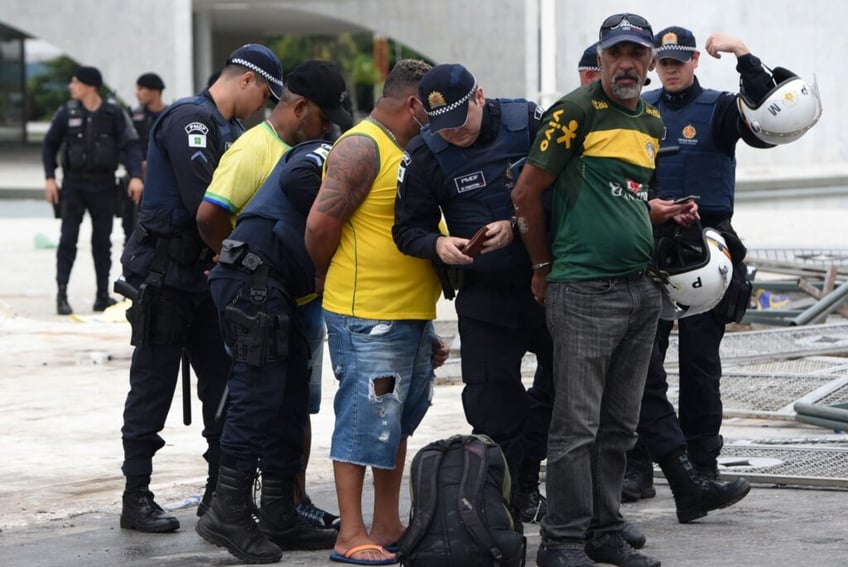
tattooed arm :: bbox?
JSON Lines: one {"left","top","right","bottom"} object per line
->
{"left": 305, "top": 134, "right": 379, "bottom": 278}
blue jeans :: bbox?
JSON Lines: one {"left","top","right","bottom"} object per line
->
{"left": 300, "top": 298, "right": 325, "bottom": 415}
{"left": 324, "top": 311, "right": 437, "bottom": 469}
{"left": 541, "top": 275, "right": 661, "bottom": 546}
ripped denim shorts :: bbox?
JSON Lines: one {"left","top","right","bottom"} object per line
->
{"left": 324, "top": 311, "right": 437, "bottom": 469}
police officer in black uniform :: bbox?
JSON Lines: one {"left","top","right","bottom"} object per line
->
{"left": 623, "top": 27, "right": 776, "bottom": 523}
{"left": 393, "top": 63, "right": 553, "bottom": 527}
{"left": 120, "top": 72, "right": 168, "bottom": 246}
{"left": 198, "top": 136, "right": 349, "bottom": 563}
{"left": 42, "top": 65, "right": 143, "bottom": 315}
{"left": 117, "top": 44, "right": 283, "bottom": 535}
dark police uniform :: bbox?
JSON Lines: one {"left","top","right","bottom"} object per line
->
{"left": 207, "top": 140, "right": 330, "bottom": 476}
{"left": 42, "top": 98, "right": 143, "bottom": 296}
{"left": 204, "top": 141, "right": 341, "bottom": 550}
{"left": 120, "top": 103, "right": 168, "bottom": 244}
{"left": 119, "top": 90, "right": 240, "bottom": 498}
{"left": 638, "top": 55, "right": 773, "bottom": 472}
{"left": 394, "top": 99, "right": 553, "bottom": 503}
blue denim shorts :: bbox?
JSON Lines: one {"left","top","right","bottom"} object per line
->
{"left": 300, "top": 299, "right": 325, "bottom": 415}
{"left": 324, "top": 311, "right": 437, "bottom": 469}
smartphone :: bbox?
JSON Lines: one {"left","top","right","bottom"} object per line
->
{"left": 673, "top": 195, "right": 700, "bottom": 204}
{"left": 463, "top": 226, "right": 489, "bottom": 258}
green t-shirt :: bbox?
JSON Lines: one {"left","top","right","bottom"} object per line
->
{"left": 527, "top": 81, "right": 663, "bottom": 282}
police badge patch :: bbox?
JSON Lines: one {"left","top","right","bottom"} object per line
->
{"left": 185, "top": 121, "right": 209, "bottom": 148}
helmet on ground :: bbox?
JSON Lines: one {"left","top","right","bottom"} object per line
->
{"left": 654, "top": 225, "right": 734, "bottom": 320}
{"left": 738, "top": 66, "right": 822, "bottom": 145}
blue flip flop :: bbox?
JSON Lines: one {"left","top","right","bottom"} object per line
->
{"left": 329, "top": 544, "right": 398, "bottom": 565}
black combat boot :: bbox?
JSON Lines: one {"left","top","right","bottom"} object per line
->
{"left": 93, "top": 290, "right": 117, "bottom": 312}
{"left": 658, "top": 448, "right": 751, "bottom": 524}
{"left": 197, "top": 469, "right": 219, "bottom": 517}
{"left": 120, "top": 487, "right": 180, "bottom": 533}
{"left": 57, "top": 284, "right": 72, "bottom": 315}
{"left": 622, "top": 442, "right": 656, "bottom": 502}
{"left": 258, "top": 474, "right": 337, "bottom": 550}
{"left": 196, "top": 465, "right": 282, "bottom": 564}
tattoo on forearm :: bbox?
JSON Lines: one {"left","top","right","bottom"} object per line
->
{"left": 315, "top": 136, "right": 379, "bottom": 220}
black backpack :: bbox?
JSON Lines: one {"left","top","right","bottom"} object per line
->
{"left": 397, "top": 434, "right": 526, "bottom": 567}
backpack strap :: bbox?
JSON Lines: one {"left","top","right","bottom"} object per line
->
{"left": 397, "top": 445, "right": 446, "bottom": 560}
{"left": 458, "top": 436, "right": 504, "bottom": 564}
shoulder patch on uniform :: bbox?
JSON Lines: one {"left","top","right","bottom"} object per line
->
{"left": 185, "top": 121, "right": 209, "bottom": 148}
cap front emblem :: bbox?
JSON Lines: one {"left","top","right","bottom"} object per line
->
{"left": 428, "top": 91, "right": 447, "bottom": 110}
{"left": 662, "top": 32, "right": 679, "bottom": 46}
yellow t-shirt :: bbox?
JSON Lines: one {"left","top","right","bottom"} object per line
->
{"left": 202, "top": 121, "right": 291, "bottom": 226}
{"left": 322, "top": 119, "right": 441, "bottom": 320}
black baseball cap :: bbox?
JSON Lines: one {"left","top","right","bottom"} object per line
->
{"left": 654, "top": 26, "right": 697, "bottom": 62}
{"left": 418, "top": 64, "right": 477, "bottom": 133}
{"left": 226, "top": 44, "right": 284, "bottom": 101}
{"left": 286, "top": 60, "right": 353, "bottom": 130}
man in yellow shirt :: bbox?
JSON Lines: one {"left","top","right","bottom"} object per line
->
{"left": 306, "top": 59, "right": 449, "bottom": 566}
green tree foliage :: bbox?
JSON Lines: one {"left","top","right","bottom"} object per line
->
{"left": 25, "top": 55, "right": 123, "bottom": 120}
{"left": 26, "top": 55, "right": 75, "bottom": 121}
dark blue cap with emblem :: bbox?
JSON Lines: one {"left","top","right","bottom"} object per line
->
{"left": 654, "top": 26, "right": 697, "bottom": 62}
{"left": 225, "top": 43, "right": 284, "bottom": 101}
{"left": 419, "top": 63, "right": 477, "bottom": 133}
{"left": 578, "top": 42, "right": 600, "bottom": 71}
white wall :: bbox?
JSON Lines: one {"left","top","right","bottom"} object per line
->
{"left": 8, "top": 0, "right": 193, "bottom": 107}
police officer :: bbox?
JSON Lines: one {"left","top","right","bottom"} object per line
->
{"left": 119, "top": 72, "right": 168, "bottom": 246}
{"left": 577, "top": 42, "right": 601, "bottom": 85}
{"left": 393, "top": 63, "right": 553, "bottom": 528}
{"left": 118, "top": 44, "right": 283, "bottom": 535}
{"left": 42, "top": 65, "right": 143, "bottom": 315}
{"left": 198, "top": 134, "right": 350, "bottom": 562}
{"left": 623, "top": 28, "right": 776, "bottom": 522}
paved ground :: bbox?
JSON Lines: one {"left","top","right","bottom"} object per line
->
{"left": 2, "top": 147, "right": 848, "bottom": 565}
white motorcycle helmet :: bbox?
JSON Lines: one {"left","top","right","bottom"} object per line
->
{"left": 654, "top": 226, "right": 734, "bottom": 320}
{"left": 738, "top": 66, "right": 822, "bottom": 145}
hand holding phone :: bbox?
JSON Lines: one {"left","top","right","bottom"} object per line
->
{"left": 463, "top": 226, "right": 489, "bottom": 258}
{"left": 673, "top": 195, "right": 700, "bottom": 204}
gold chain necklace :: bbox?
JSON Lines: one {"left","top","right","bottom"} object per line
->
{"left": 265, "top": 119, "right": 280, "bottom": 138}
{"left": 369, "top": 116, "right": 397, "bottom": 144}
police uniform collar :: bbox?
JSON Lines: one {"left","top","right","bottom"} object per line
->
{"left": 475, "top": 99, "right": 497, "bottom": 146}
{"left": 661, "top": 76, "right": 703, "bottom": 110}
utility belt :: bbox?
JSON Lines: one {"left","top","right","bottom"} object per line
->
{"left": 219, "top": 239, "right": 291, "bottom": 367}
{"left": 134, "top": 223, "right": 211, "bottom": 267}
{"left": 218, "top": 239, "right": 286, "bottom": 302}
{"left": 116, "top": 225, "right": 208, "bottom": 347}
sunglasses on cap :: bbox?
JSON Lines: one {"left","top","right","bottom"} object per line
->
{"left": 601, "top": 13, "right": 652, "bottom": 33}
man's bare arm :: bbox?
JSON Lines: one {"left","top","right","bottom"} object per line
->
{"left": 305, "top": 135, "right": 379, "bottom": 275}
{"left": 511, "top": 163, "right": 556, "bottom": 303}
{"left": 196, "top": 200, "right": 233, "bottom": 255}
{"left": 512, "top": 163, "right": 555, "bottom": 264}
